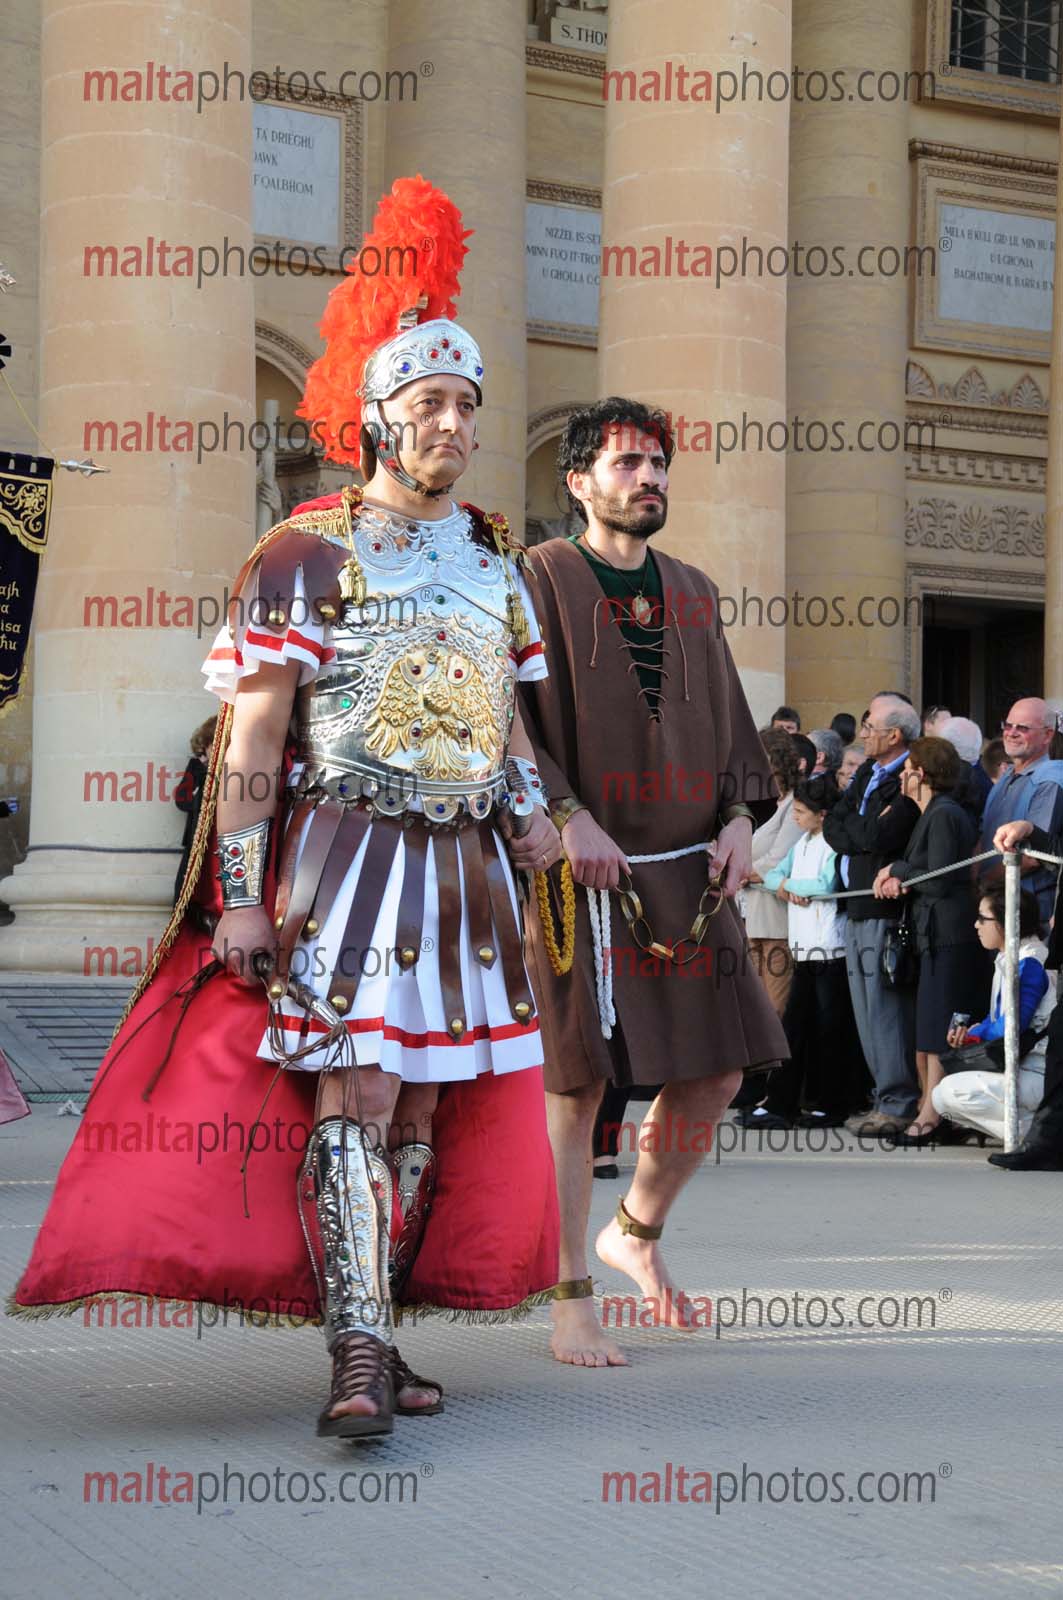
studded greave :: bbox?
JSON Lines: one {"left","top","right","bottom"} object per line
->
{"left": 390, "top": 1142, "right": 437, "bottom": 1300}
{"left": 298, "top": 1117, "right": 394, "bottom": 1351}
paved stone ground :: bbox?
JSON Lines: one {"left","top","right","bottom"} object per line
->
{"left": 3, "top": 1108, "right": 1062, "bottom": 1600}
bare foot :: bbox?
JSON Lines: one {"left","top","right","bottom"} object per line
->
{"left": 595, "top": 1215, "right": 699, "bottom": 1331}
{"left": 394, "top": 1379, "right": 438, "bottom": 1409}
{"left": 550, "top": 1297, "right": 629, "bottom": 1367}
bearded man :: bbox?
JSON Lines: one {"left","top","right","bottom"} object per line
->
{"left": 11, "top": 179, "right": 560, "bottom": 1436}
{"left": 521, "top": 397, "right": 787, "bottom": 1366}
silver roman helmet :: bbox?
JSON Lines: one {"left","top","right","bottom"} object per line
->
{"left": 359, "top": 309, "right": 485, "bottom": 498}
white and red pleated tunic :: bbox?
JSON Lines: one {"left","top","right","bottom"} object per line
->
{"left": 202, "top": 561, "right": 549, "bottom": 1083}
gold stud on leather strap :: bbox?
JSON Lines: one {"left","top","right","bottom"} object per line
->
{"left": 274, "top": 914, "right": 284, "bottom": 931}
{"left": 330, "top": 994, "right": 349, "bottom": 1013}
{"left": 449, "top": 1018, "right": 465, "bottom": 1038}
{"left": 616, "top": 1197, "right": 663, "bottom": 1241}
{"left": 399, "top": 946, "right": 417, "bottom": 968}
{"left": 268, "top": 607, "right": 286, "bottom": 628}
{"left": 477, "top": 945, "right": 495, "bottom": 965}
{"left": 305, "top": 918, "right": 320, "bottom": 936}
{"left": 318, "top": 602, "right": 337, "bottom": 621}
{"left": 551, "top": 1276, "right": 594, "bottom": 1300}
{"left": 267, "top": 979, "right": 286, "bottom": 1000}
{"left": 513, "top": 1001, "right": 532, "bottom": 1021}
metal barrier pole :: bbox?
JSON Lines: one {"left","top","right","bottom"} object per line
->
{"left": 1003, "top": 852, "right": 1021, "bottom": 1152}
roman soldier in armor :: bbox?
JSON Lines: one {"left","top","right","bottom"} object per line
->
{"left": 11, "top": 178, "right": 561, "bottom": 1439}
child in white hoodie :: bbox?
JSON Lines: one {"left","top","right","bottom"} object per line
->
{"left": 742, "top": 774, "right": 865, "bottom": 1128}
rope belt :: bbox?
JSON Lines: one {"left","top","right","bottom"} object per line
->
{"left": 589, "top": 842, "right": 712, "bottom": 1039}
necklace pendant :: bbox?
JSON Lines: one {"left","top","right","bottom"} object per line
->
{"left": 631, "top": 594, "right": 654, "bottom": 626}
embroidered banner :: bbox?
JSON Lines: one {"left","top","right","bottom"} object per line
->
{"left": 0, "top": 453, "right": 53, "bottom": 713}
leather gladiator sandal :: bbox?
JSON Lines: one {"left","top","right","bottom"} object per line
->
{"left": 319, "top": 1333, "right": 395, "bottom": 1439}
{"left": 299, "top": 1116, "right": 396, "bottom": 1440}
{"left": 389, "top": 1347, "right": 445, "bottom": 1417}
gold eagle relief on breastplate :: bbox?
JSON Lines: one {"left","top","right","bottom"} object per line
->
{"left": 364, "top": 647, "right": 507, "bottom": 783}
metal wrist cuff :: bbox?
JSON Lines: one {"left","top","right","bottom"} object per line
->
{"left": 551, "top": 797, "right": 588, "bottom": 831}
{"left": 217, "top": 819, "right": 271, "bottom": 907}
{"left": 720, "top": 803, "right": 755, "bottom": 826}
{"left": 504, "top": 756, "right": 549, "bottom": 820}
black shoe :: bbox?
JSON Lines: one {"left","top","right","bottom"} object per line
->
{"left": 593, "top": 1161, "right": 619, "bottom": 1180}
{"left": 737, "top": 1107, "right": 792, "bottom": 1131}
{"left": 795, "top": 1110, "right": 847, "bottom": 1129}
{"left": 987, "top": 1144, "right": 1063, "bottom": 1171}
{"left": 931, "top": 1119, "right": 976, "bottom": 1147}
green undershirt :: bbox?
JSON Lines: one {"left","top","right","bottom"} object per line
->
{"left": 570, "top": 534, "right": 664, "bottom": 697}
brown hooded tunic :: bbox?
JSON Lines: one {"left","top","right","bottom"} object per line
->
{"left": 521, "top": 537, "right": 788, "bottom": 1093}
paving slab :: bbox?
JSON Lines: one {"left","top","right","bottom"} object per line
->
{"left": 2, "top": 1111, "right": 1061, "bottom": 1600}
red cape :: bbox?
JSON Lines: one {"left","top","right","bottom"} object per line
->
{"left": 11, "top": 501, "right": 558, "bottom": 1326}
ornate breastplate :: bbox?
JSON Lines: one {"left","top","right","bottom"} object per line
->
{"left": 295, "top": 503, "right": 518, "bottom": 822}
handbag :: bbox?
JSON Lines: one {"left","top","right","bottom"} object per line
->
{"left": 940, "top": 1028, "right": 1048, "bottom": 1076}
{"left": 880, "top": 904, "right": 919, "bottom": 990}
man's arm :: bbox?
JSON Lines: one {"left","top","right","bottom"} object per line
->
{"left": 501, "top": 704, "right": 566, "bottom": 875}
{"left": 212, "top": 660, "right": 300, "bottom": 985}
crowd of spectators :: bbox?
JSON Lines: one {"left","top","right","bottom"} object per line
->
{"left": 739, "top": 693, "right": 1063, "bottom": 1169}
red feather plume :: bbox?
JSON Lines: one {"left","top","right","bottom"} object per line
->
{"left": 297, "top": 176, "right": 472, "bottom": 466}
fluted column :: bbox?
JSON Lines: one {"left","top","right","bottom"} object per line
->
{"left": 786, "top": 0, "right": 911, "bottom": 727}
{"left": 0, "top": 0, "right": 254, "bottom": 971}
{"left": 597, "top": 0, "right": 791, "bottom": 722}
{"left": 383, "top": 0, "right": 527, "bottom": 516}
{"left": 1044, "top": 127, "right": 1063, "bottom": 699}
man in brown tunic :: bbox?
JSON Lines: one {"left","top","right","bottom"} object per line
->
{"left": 521, "top": 397, "right": 788, "bottom": 1365}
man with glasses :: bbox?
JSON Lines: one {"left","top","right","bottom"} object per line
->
{"left": 823, "top": 693, "right": 923, "bottom": 1134}
{"left": 979, "top": 698, "right": 1063, "bottom": 927}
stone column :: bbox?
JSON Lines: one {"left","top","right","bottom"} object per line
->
{"left": 1045, "top": 124, "right": 1063, "bottom": 700}
{"left": 383, "top": 0, "right": 527, "bottom": 516}
{"left": 0, "top": 0, "right": 255, "bottom": 972}
{"left": 786, "top": 0, "right": 911, "bottom": 729}
{"left": 597, "top": 0, "right": 792, "bottom": 722}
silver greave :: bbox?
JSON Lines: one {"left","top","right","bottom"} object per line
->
{"left": 390, "top": 1142, "right": 437, "bottom": 1300}
{"left": 298, "top": 1117, "right": 394, "bottom": 1351}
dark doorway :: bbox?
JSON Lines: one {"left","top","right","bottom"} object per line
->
{"left": 921, "top": 595, "right": 1044, "bottom": 735}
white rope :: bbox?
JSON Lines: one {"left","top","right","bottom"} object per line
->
{"left": 590, "top": 842, "right": 1063, "bottom": 1039}
{"left": 590, "top": 842, "right": 711, "bottom": 1038}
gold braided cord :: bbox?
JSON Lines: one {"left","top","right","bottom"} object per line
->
{"left": 109, "top": 509, "right": 318, "bottom": 1039}
{"left": 534, "top": 860, "right": 575, "bottom": 976}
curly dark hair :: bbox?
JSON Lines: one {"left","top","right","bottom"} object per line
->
{"left": 759, "top": 728, "right": 802, "bottom": 796}
{"left": 792, "top": 772, "right": 840, "bottom": 814}
{"left": 557, "top": 397, "right": 675, "bottom": 520}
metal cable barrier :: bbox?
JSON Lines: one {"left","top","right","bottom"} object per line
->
{"left": 747, "top": 845, "right": 1063, "bottom": 1150}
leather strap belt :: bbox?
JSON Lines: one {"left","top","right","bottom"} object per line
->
{"left": 275, "top": 801, "right": 344, "bottom": 978}
{"left": 432, "top": 830, "right": 466, "bottom": 1041}
{"left": 307, "top": 805, "right": 375, "bottom": 939}
{"left": 325, "top": 819, "right": 403, "bottom": 1014}
{"left": 394, "top": 822, "right": 429, "bottom": 973}
{"left": 457, "top": 825, "right": 497, "bottom": 972}
{"left": 273, "top": 797, "right": 315, "bottom": 932}
{"left": 479, "top": 825, "right": 535, "bottom": 1025}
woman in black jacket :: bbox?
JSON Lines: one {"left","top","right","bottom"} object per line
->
{"left": 874, "top": 736, "right": 990, "bottom": 1143}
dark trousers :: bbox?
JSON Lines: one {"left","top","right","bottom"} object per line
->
{"left": 1027, "top": 997, "right": 1063, "bottom": 1152}
{"left": 763, "top": 956, "right": 869, "bottom": 1121}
